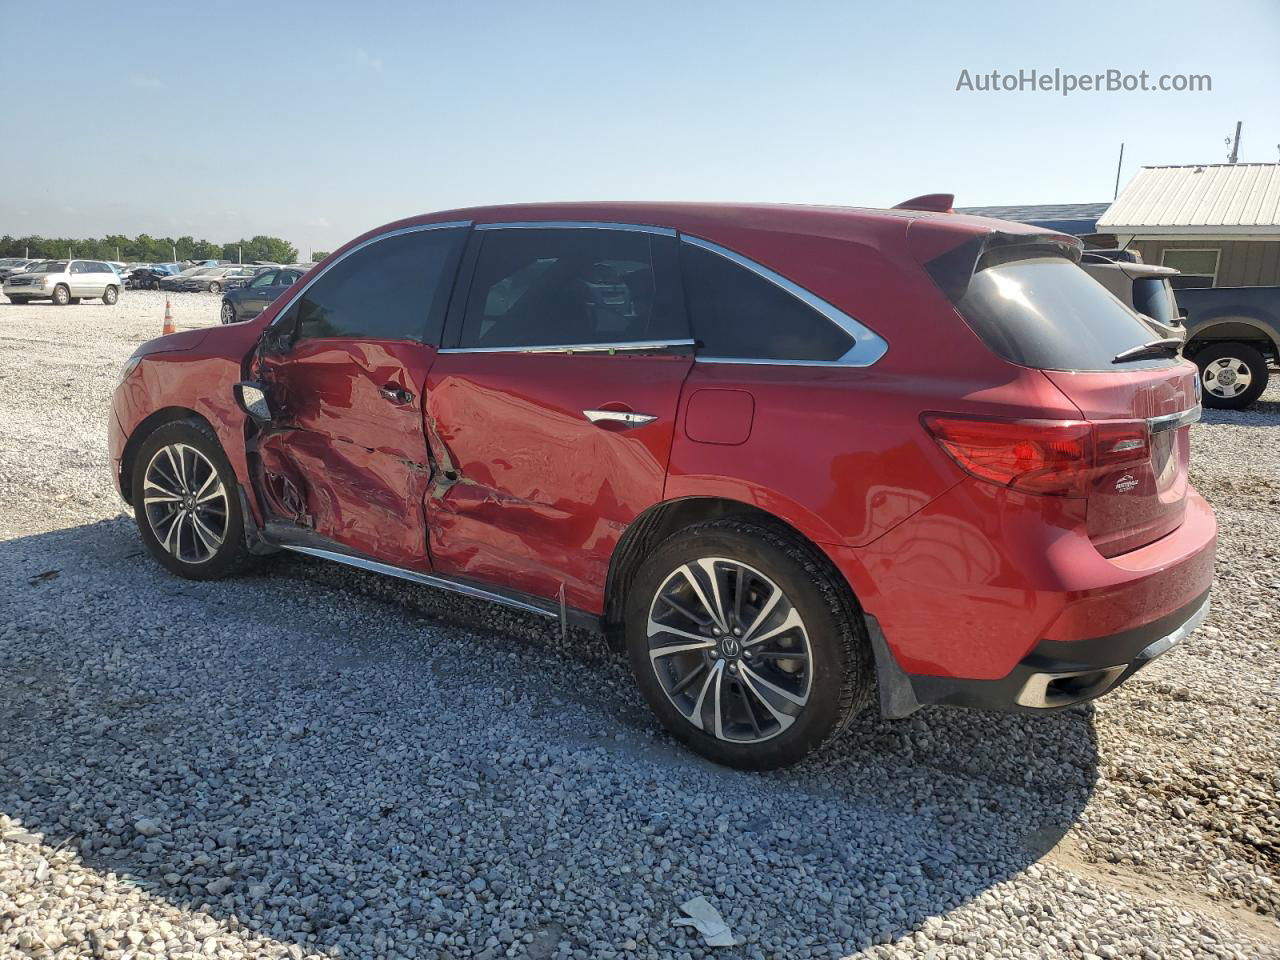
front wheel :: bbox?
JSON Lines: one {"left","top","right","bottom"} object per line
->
{"left": 208, "top": 281, "right": 222, "bottom": 295}
{"left": 7, "top": 296, "right": 30, "bottom": 304}
{"left": 1195, "top": 342, "right": 1269, "bottom": 410}
{"left": 131, "top": 419, "right": 252, "bottom": 580}
{"left": 220, "top": 301, "right": 237, "bottom": 324}
{"left": 102, "top": 285, "right": 119, "bottom": 305}
{"left": 625, "top": 519, "right": 872, "bottom": 770}
{"left": 51, "top": 285, "right": 70, "bottom": 306}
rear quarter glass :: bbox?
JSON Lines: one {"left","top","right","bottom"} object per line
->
{"left": 952, "top": 255, "right": 1175, "bottom": 373}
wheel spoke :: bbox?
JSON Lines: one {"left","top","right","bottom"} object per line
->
{"left": 190, "top": 513, "right": 224, "bottom": 555}
{"left": 687, "top": 660, "right": 723, "bottom": 731}
{"left": 648, "top": 637, "right": 716, "bottom": 661}
{"left": 165, "top": 445, "right": 187, "bottom": 492}
{"left": 748, "top": 649, "right": 810, "bottom": 663}
{"left": 160, "top": 510, "right": 184, "bottom": 557}
{"left": 670, "top": 662, "right": 708, "bottom": 696}
{"left": 735, "top": 679, "right": 763, "bottom": 738}
{"left": 744, "top": 607, "right": 803, "bottom": 649}
{"left": 736, "top": 667, "right": 797, "bottom": 733}
{"left": 196, "top": 481, "right": 226, "bottom": 506}
{"left": 694, "top": 558, "right": 730, "bottom": 632}
{"left": 678, "top": 563, "right": 727, "bottom": 632}
{"left": 740, "top": 663, "right": 807, "bottom": 706}
{"left": 741, "top": 583, "right": 783, "bottom": 643}
{"left": 660, "top": 592, "right": 711, "bottom": 627}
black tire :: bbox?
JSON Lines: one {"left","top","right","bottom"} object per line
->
{"left": 51, "top": 284, "right": 70, "bottom": 306}
{"left": 625, "top": 518, "right": 872, "bottom": 770}
{"left": 68, "top": 297, "right": 81, "bottom": 305}
{"left": 131, "top": 418, "right": 252, "bottom": 581}
{"left": 7, "top": 296, "right": 30, "bottom": 304}
{"left": 102, "top": 285, "right": 119, "bottom": 305}
{"left": 208, "top": 281, "right": 222, "bottom": 295}
{"left": 1195, "top": 341, "right": 1269, "bottom": 410}
{"left": 220, "top": 301, "right": 237, "bottom": 325}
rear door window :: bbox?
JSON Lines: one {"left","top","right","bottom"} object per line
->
{"left": 286, "top": 226, "right": 467, "bottom": 343}
{"left": 458, "top": 227, "right": 686, "bottom": 349}
{"left": 680, "top": 242, "right": 856, "bottom": 362}
{"left": 955, "top": 256, "right": 1175, "bottom": 371}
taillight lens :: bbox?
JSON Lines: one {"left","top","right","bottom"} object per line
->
{"left": 922, "top": 414, "right": 1150, "bottom": 497}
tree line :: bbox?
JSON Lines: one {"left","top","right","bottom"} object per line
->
{"left": 0, "top": 234, "right": 299, "bottom": 265}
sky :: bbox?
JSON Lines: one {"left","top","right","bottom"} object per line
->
{"left": 1, "top": 0, "right": 1277, "bottom": 255}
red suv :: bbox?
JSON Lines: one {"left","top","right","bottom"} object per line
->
{"left": 109, "top": 202, "right": 1216, "bottom": 769}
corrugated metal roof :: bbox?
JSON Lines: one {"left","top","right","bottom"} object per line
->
{"left": 955, "top": 203, "right": 1111, "bottom": 236}
{"left": 1098, "top": 164, "right": 1280, "bottom": 235}
{"left": 956, "top": 203, "right": 1111, "bottom": 222}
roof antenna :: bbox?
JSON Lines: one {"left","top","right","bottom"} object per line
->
{"left": 1226, "top": 121, "right": 1242, "bottom": 163}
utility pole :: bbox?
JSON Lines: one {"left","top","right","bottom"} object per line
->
{"left": 172, "top": 242, "right": 177, "bottom": 262}
{"left": 238, "top": 245, "right": 242, "bottom": 265}
{"left": 1113, "top": 142, "right": 1125, "bottom": 200}
{"left": 1228, "top": 121, "right": 1242, "bottom": 163}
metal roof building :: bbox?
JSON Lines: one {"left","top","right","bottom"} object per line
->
{"left": 1098, "top": 164, "right": 1280, "bottom": 239}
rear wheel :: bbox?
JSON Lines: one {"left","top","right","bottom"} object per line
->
{"left": 51, "top": 285, "right": 70, "bottom": 306}
{"left": 131, "top": 419, "right": 251, "bottom": 580}
{"left": 1195, "top": 342, "right": 1269, "bottom": 410}
{"left": 625, "top": 519, "right": 872, "bottom": 770}
{"left": 102, "top": 285, "right": 119, "bottom": 305}
{"left": 220, "top": 301, "right": 237, "bottom": 324}
{"left": 7, "top": 296, "right": 31, "bottom": 304}
{"left": 208, "top": 281, "right": 222, "bottom": 295}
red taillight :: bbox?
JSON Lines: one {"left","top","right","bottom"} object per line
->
{"left": 922, "top": 415, "right": 1150, "bottom": 497}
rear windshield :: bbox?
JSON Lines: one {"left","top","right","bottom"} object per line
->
{"left": 1131, "top": 276, "right": 1179, "bottom": 326}
{"left": 955, "top": 256, "right": 1175, "bottom": 372}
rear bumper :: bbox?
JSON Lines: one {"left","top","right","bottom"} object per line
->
{"left": 869, "top": 592, "right": 1210, "bottom": 716}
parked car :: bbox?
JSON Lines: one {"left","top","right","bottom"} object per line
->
{"left": 159, "top": 267, "right": 206, "bottom": 292}
{"left": 128, "top": 264, "right": 182, "bottom": 290}
{"left": 1080, "top": 251, "right": 1185, "bottom": 343}
{"left": 5, "top": 259, "right": 122, "bottom": 305}
{"left": 0, "top": 257, "right": 35, "bottom": 280}
{"left": 171, "top": 266, "right": 245, "bottom": 294}
{"left": 109, "top": 202, "right": 1215, "bottom": 769}
{"left": 220, "top": 267, "right": 305, "bottom": 323}
{"left": 1175, "top": 287, "right": 1278, "bottom": 410}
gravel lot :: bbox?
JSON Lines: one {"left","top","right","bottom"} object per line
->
{"left": 0, "top": 291, "right": 1277, "bottom": 959}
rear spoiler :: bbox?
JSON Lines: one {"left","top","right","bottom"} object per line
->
{"left": 920, "top": 230, "right": 1083, "bottom": 303}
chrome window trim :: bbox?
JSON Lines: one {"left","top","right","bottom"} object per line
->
{"left": 476, "top": 220, "right": 676, "bottom": 237}
{"left": 1147, "top": 404, "right": 1202, "bottom": 434}
{"left": 440, "top": 338, "right": 695, "bottom": 356}
{"left": 269, "top": 220, "right": 472, "bottom": 328}
{"left": 680, "top": 234, "right": 888, "bottom": 368}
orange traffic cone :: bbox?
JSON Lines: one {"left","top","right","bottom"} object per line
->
{"left": 162, "top": 299, "right": 176, "bottom": 336}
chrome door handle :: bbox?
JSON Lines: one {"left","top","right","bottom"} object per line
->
{"left": 379, "top": 385, "right": 414, "bottom": 405}
{"left": 583, "top": 409, "right": 657, "bottom": 427}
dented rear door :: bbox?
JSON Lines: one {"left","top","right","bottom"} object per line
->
{"left": 423, "top": 223, "right": 693, "bottom": 613}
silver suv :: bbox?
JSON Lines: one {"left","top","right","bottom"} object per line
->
{"left": 3, "top": 259, "right": 122, "bottom": 306}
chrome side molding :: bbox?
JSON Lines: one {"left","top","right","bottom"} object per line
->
{"left": 277, "top": 544, "right": 557, "bottom": 620}
{"left": 439, "top": 339, "right": 695, "bottom": 356}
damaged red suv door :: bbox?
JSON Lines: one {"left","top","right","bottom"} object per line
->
{"left": 252, "top": 224, "right": 467, "bottom": 567}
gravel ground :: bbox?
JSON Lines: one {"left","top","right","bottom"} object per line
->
{"left": 0, "top": 291, "right": 1277, "bottom": 959}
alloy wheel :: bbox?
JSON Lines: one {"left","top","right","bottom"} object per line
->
{"left": 221, "top": 302, "right": 236, "bottom": 324}
{"left": 1202, "top": 356, "right": 1252, "bottom": 399}
{"left": 142, "top": 443, "right": 229, "bottom": 564}
{"left": 646, "top": 557, "right": 812, "bottom": 743}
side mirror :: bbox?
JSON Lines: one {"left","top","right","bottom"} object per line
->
{"left": 233, "top": 381, "right": 273, "bottom": 422}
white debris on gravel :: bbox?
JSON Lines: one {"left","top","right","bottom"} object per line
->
{"left": 0, "top": 293, "right": 1277, "bottom": 959}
